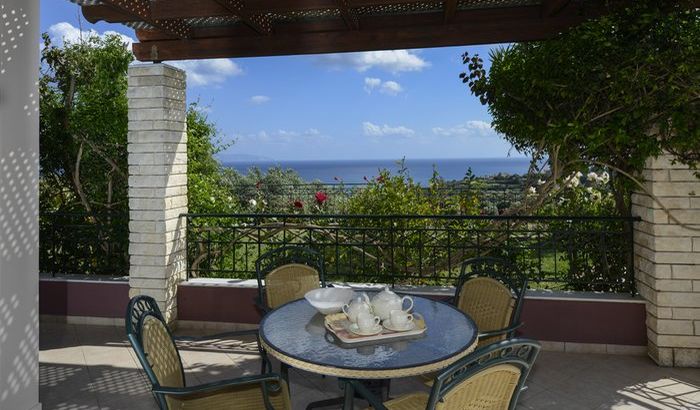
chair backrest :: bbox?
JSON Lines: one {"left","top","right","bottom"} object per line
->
{"left": 455, "top": 257, "right": 527, "bottom": 343}
{"left": 126, "top": 295, "right": 164, "bottom": 344}
{"left": 426, "top": 338, "right": 541, "bottom": 410}
{"left": 255, "top": 246, "right": 325, "bottom": 310}
{"left": 126, "top": 296, "right": 185, "bottom": 410}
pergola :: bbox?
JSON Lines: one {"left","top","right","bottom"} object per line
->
{"left": 74, "top": 0, "right": 621, "bottom": 61}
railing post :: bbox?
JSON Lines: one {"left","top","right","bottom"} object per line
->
{"left": 389, "top": 218, "right": 396, "bottom": 288}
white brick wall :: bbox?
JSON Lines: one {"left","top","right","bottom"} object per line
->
{"left": 127, "top": 64, "right": 187, "bottom": 322}
{"left": 633, "top": 153, "right": 700, "bottom": 367}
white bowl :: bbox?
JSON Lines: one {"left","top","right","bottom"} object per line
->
{"left": 304, "top": 287, "right": 354, "bottom": 315}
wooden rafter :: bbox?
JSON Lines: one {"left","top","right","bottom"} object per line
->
{"left": 132, "top": 5, "right": 604, "bottom": 61}
{"left": 212, "top": 0, "right": 272, "bottom": 34}
{"left": 338, "top": 0, "right": 360, "bottom": 30}
{"left": 444, "top": 0, "right": 457, "bottom": 23}
{"left": 149, "top": 0, "right": 408, "bottom": 20}
{"left": 99, "top": 0, "right": 191, "bottom": 39}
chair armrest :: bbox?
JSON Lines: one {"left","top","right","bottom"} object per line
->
{"left": 478, "top": 321, "right": 524, "bottom": 340}
{"left": 153, "top": 373, "right": 283, "bottom": 396}
{"left": 343, "top": 379, "right": 388, "bottom": 410}
{"left": 173, "top": 328, "right": 259, "bottom": 342}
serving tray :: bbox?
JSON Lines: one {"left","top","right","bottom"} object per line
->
{"left": 324, "top": 312, "right": 427, "bottom": 345}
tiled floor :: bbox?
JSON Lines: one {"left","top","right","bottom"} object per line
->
{"left": 39, "top": 323, "right": 700, "bottom": 410}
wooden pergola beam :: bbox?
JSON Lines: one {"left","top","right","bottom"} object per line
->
{"left": 99, "top": 0, "right": 192, "bottom": 39}
{"left": 133, "top": 6, "right": 600, "bottom": 61}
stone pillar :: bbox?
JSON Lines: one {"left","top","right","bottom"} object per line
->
{"left": 127, "top": 64, "right": 188, "bottom": 322}
{"left": 0, "top": 1, "right": 41, "bottom": 409}
{"left": 632, "top": 153, "right": 700, "bottom": 367}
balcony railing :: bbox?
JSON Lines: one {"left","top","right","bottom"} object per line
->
{"left": 40, "top": 212, "right": 129, "bottom": 276}
{"left": 184, "top": 213, "right": 638, "bottom": 294}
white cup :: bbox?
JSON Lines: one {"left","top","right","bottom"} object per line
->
{"left": 356, "top": 311, "right": 381, "bottom": 333}
{"left": 390, "top": 309, "right": 414, "bottom": 328}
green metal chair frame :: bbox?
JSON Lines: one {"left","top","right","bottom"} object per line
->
{"left": 347, "top": 338, "right": 541, "bottom": 410}
{"left": 126, "top": 295, "right": 282, "bottom": 410}
{"left": 454, "top": 256, "right": 528, "bottom": 342}
{"left": 254, "top": 245, "right": 326, "bottom": 313}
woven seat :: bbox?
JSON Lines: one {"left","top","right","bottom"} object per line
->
{"left": 355, "top": 339, "right": 541, "bottom": 410}
{"left": 265, "top": 263, "right": 321, "bottom": 309}
{"left": 127, "top": 295, "right": 291, "bottom": 410}
{"left": 455, "top": 257, "right": 527, "bottom": 347}
{"left": 254, "top": 246, "right": 325, "bottom": 390}
{"left": 255, "top": 246, "right": 325, "bottom": 311}
{"left": 419, "top": 258, "right": 527, "bottom": 385}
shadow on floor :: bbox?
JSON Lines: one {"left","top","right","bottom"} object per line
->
{"left": 40, "top": 323, "right": 700, "bottom": 410}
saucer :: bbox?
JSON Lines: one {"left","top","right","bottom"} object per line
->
{"left": 382, "top": 320, "right": 415, "bottom": 332}
{"left": 348, "top": 323, "right": 383, "bottom": 336}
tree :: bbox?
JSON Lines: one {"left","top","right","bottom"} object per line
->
{"left": 40, "top": 33, "right": 132, "bottom": 214}
{"left": 186, "top": 103, "right": 240, "bottom": 214}
{"left": 462, "top": 0, "right": 699, "bottom": 215}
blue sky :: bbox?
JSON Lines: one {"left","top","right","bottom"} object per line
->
{"left": 41, "top": 1, "right": 523, "bottom": 161}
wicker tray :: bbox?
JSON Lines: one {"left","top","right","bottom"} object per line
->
{"left": 324, "top": 312, "right": 427, "bottom": 345}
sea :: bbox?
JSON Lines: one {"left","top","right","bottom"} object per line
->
{"left": 223, "top": 158, "right": 532, "bottom": 184}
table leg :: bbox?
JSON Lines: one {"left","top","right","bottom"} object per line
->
{"left": 343, "top": 380, "right": 355, "bottom": 409}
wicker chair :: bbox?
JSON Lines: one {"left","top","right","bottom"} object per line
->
{"left": 255, "top": 246, "right": 325, "bottom": 312}
{"left": 349, "top": 338, "right": 541, "bottom": 410}
{"left": 126, "top": 295, "right": 291, "bottom": 410}
{"left": 454, "top": 257, "right": 527, "bottom": 346}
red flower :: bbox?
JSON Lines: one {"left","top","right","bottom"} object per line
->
{"left": 293, "top": 200, "right": 304, "bottom": 209}
{"left": 255, "top": 181, "right": 262, "bottom": 189}
{"left": 315, "top": 191, "right": 328, "bottom": 204}
{"left": 376, "top": 175, "right": 386, "bottom": 184}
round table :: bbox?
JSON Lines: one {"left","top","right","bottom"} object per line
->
{"left": 258, "top": 295, "right": 478, "bottom": 381}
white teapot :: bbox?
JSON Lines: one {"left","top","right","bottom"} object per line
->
{"left": 370, "top": 286, "right": 414, "bottom": 321}
{"left": 342, "top": 293, "right": 372, "bottom": 323}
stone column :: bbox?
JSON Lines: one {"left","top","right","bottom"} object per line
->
{"left": 127, "top": 64, "right": 188, "bottom": 323}
{"left": 632, "top": 154, "right": 700, "bottom": 367}
{"left": 0, "top": 1, "right": 41, "bottom": 409}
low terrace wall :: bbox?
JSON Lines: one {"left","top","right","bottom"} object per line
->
{"left": 39, "top": 276, "right": 647, "bottom": 353}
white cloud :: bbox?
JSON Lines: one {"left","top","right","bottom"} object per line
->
{"left": 169, "top": 59, "right": 243, "bottom": 87}
{"left": 364, "top": 77, "right": 404, "bottom": 95}
{"left": 362, "top": 121, "right": 415, "bottom": 137}
{"left": 250, "top": 95, "right": 270, "bottom": 104}
{"left": 317, "top": 50, "right": 429, "bottom": 74}
{"left": 380, "top": 80, "right": 403, "bottom": 96}
{"left": 364, "top": 77, "right": 382, "bottom": 93}
{"left": 48, "top": 22, "right": 134, "bottom": 48}
{"left": 432, "top": 120, "right": 495, "bottom": 137}
{"left": 238, "top": 128, "right": 327, "bottom": 144}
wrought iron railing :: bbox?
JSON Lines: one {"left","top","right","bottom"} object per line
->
{"left": 40, "top": 212, "right": 129, "bottom": 276}
{"left": 184, "top": 213, "right": 639, "bottom": 294}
